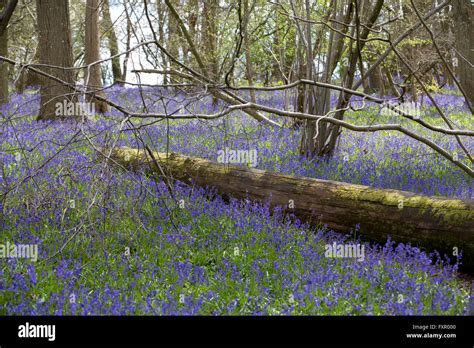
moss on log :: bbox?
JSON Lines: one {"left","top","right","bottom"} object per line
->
{"left": 107, "top": 146, "right": 474, "bottom": 271}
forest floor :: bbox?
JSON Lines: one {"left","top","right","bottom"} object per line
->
{"left": 0, "top": 88, "right": 472, "bottom": 315}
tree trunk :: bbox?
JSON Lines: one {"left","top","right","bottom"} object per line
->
{"left": 156, "top": 0, "right": 168, "bottom": 86}
{"left": 384, "top": 66, "right": 400, "bottom": 97}
{"left": 167, "top": 0, "right": 181, "bottom": 84}
{"left": 186, "top": 0, "right": 198, "bottom": 67}
{"left": 316, "top": 0, "right": 383, "bottom": 158}
{"left": 101, "top": 0, "right": 122, "bottom": 86}
{"left": 271, "top": 4, "right": 282, "bottom": 84}
{"left": 121, "top": 4, "right": 131, "bottom": 83}
{"left": 300, "top": 0, "right": 317, "bottom": 156}
{"left": 202, "top": 0, "right": 218, "bottom": 81}
{"left": 300, "top": 0, "right": 354, "bottom": 157}
{"left": 85, "top": 0, "right": 108, "bottom": 113}
{"left": 367, "top": 64, "right": 385, "bottom": 96}
{"left": 243, "top": 0, "right": 256, "bottom": 103}
{"left": 0, "top": 0, "right": 17, "bottom": 36}
{"left": 0, "top": 0, "right": 16, "bottom": 104}
{"left": 109, "top": 146, "right": 474, "bottom": 272}
{"left": 0, "top": 0, "right": 8, "bottom": 104}
{"left": 36, "top": 0, "right": 77, "bottom": 120}
{"left": 359, "top": 60, "right": 369, "bottom": 92}
{"left": 453, "top": 0, "right": 474, "bottom": 107}
{"left": 15, "top": 48, "right": 41, "bottom": 93}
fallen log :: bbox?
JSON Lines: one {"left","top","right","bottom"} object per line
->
{"left": 107, "top": 146, "right": 474, "bottom": 271}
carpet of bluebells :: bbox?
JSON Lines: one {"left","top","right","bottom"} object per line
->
{"left": 0, "top": 87, "right": 472, "bottom": 315}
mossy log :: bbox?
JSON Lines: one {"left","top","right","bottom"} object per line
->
{"left": 108, "top": 146, "right": 474, "bottom": 271}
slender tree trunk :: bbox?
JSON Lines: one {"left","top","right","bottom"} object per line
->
{"left": 243, "top": 0, "right": 256, "bottom": 103}
{"left": 85, "top": 0, "right": 108, "bottom": 113}
{"left": 202, "top": 0, "right": 218, "bottom": 80}
{"left": 121, "top": 5, "right": 131, "bottom": 83}
{"left": 0, "top": 0, "right": 8, "bottom": 104}
{"left": 36, "top": 0, "right": 77, "bottom": 121}
{"left": 0, "top": 0, "right": 16, "bottom": 104}
{"left": 296, "top": 42, "right": 305, "bottom": 114}
{"left": 367, "top": 64, "right": 385, "bottom": 95}
{"left": 186, "top": 0, "right": 198, "bottom": 67}
{"left": 384, "top": 66, "right": 400, "bottom": 97}
{"left": 300, "top": 0, "right": 317, "bottom": 155}
{"left": 359, "top": 60, "right": 369, "bottom": 92}
{"left": 156, "top": 0, "right": 168, "bottom": 86}
{"left": 167, "top": 0, "right": 181, "bottom": 83}
{"left": 26, "top": 50, "right": 41, "bottom": 88}
{"left": 0, "top": 0, "right": 17, "bottom": 36}
{"left": 301, "top": 0, "right": 353, "bottom": 156}
{"left": 453, "top": 0, "right": 474, "bottom": 106}
{"left": 202, "top": 0, "right": 219, "bottom": 104}
{"left": 320, "top": 0, "right": 383, "bottom": 157}
{"left": 15, "top": 47, "right": 41, "bottom": 93}
{"left": 272, "top": 4, "right": 282, "bottom": 84}
{"left": 445, "top": 62, "right": 454, "bottom": 86}
{"left": 101, "top": 0, "right": 122, "bottom": 86}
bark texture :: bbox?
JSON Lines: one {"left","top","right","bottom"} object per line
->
{"left": 85, "top": 0, "right": 108, "bottom": 113}
{"left": 36, "top": 0, "right": 77, "bottom": 120}
{"left": 108, "top": 146, "right": 474, "bottom": 272}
